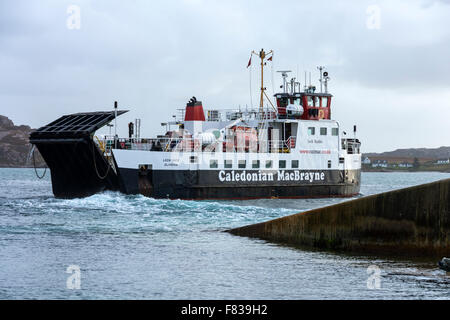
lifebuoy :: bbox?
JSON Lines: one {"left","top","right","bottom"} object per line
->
{"left": 318, "top": 109, "right": 325, "bottom": 119}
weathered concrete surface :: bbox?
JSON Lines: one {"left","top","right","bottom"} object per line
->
{"left": 228, "top": 178, "right": 450, "bottom": 257}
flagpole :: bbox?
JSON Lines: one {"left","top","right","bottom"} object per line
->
{"left": 249, "top": 59, "right": 253, "bottom": 109}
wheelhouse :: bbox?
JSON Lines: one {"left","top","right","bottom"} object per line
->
{"left": 275, "top": 92, "right": 332, "bottom": 120}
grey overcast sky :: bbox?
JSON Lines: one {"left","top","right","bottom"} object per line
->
{"left": 1, "top": 0, "right": 449, "bottom": 152}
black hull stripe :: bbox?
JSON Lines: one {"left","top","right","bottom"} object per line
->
{"left": 118, "top": 168, "right": 361, "bottom": 199}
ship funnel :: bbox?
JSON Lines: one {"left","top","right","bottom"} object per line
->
{"left": 184, "top": 97, "right": 205, "bottom": 121}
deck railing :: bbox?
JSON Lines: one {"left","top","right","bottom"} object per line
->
{"left": 342, "top": 138, "right": 361, "bottom": 154}
{"left": 95, "top": 136, "right": 297, "bottom": 154}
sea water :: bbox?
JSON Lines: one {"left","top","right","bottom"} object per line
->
{"left": 0, "top": 168, "right": 449, "bottom": 299}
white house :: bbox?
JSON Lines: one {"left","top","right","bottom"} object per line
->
{"left": 398, "top": 162, "right": 413, "bottom": 168}
{"left": 362, "top": 156, "right": 371, "bottom": 165}
{"left": 436, "top": 158, "right": 450, "bottom": 165}
{"left": 372, "top": 160, "right": 388, "bottom": 168}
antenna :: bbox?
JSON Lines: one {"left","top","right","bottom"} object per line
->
{"left": 296, "top": 81, "right": 301, "bottom": 93}
{"left": 323, "top": 71, "right": 330, "bottom": 93}
{"left": 114, "top": 101, "right": 118, "bottom": 149}
{"left": 277, "top": 70, "right": 291, "bottom": 94}
{"left": 304, "top": 71, "right": 307, "bottom": 91}
{"left": 317, "top": 66, "right": 325, "bottom": 93}
{"left": 290, "top": 77, "right": 296, "bottom": 95}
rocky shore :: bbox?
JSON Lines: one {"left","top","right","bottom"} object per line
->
{"left": 0, "top": 115, "right": 45, "bottom": 168}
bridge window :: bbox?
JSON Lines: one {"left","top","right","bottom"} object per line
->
{"left": 278, "top": 97, "right": 289, "bottom": 108}
{"left": 292, "top": 160, "right": 299, "bottom": 168}
{"left": 322, "top": 97, "right": 328, "bottom": 108}
{"left": 252, "top": 160, "right": 260, "bottom": 168}
{"left": 308, "top": 127, "right": 315, "bottom": 135}
{"left": 279, "top": 160, "right": 286, "bottom": 168}
{"left": 238, "top": 160, "right": 246, "bottom": 169}
{"left": 293, "top": 97, "right": 302, "bottom": 106}
{"left": 210, "top": 160, "right": 218, "bottom": 168}
{"left": 332, "top": 128, "right": 338, "bottom": 136}
{"left": 224, "top": 160, "right": 232, "bottom": 168}
{"left": 307, "top": 96, "right": 314, "bottom": 107}
{"left": 320, "top": 127, "right": 327, "bottom": 135}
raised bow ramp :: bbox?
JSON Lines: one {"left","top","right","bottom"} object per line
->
{"left": 228, "top": 178, "right": 450, "bottom": 257}
{"left": 29, "top": 111, "right": 127, "bottom": 198}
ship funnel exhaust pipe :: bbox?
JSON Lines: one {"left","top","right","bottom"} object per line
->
{"left": 184, "top": 97, "right": 205, "bottom": 121}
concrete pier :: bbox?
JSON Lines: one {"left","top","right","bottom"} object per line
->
{"left": 228, "top": 178, "right": 450, "bottom": 257}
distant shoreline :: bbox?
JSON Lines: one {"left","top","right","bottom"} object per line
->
{"left": 362, "top": 168, "right": 450, "bottom": 173}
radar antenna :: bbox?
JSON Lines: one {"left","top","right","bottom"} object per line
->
{"left": 276, "top": 70, "right": 291, "bottom": 94}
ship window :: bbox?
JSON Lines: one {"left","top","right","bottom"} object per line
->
{"left": 190, "top": 156, "right": 197, "bottom": 163}
{"left": 292, "top": 160, "right": 299, "bottom": 168}
{"left": 278, "top": 97, "right": 289, "bottom": 108}
{"left": 224, "top": 160, "right": 232, "bottom": 168}
{"left": 328, "top": 160, "right": 332, "bottom": 168}
{"left": 210, "top": 160, "right": 218, "bottom": 168}
{"left": 252, "top": 160, "right": 260, "bottom": 168}
{"left": 332, "top": 128, "right": 338, "bottom": 136}
{"left": 313, "top": 96, "right": 318, "bottom": 106}
{"left": 307, "top": 96, "right": 314, "bottom": 107}
{"left": 294, "top": 98, "right": 302, "bottom": 106}
{"left": 322, "top": 97, "right": 328, "bottom": 108}
{"left": 265, "top": 160, "right": 273, "bottom": 168}
{"left": 339, "top": 157, "right": 345, "bottom": 164}
{"left": 279, "top": 160, "right": 286, "bottom": 168}
{"left": 308, "top": 127, "right": 315, "bottom": 135}
{"left": 238, "top": 160, "right": 246, "bottom": 169}
{"left": 320, "top": 127, "right": 327, "bottom": 135}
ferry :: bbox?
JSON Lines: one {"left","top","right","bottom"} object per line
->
{"left": 30, "top": 49, "right": 361, "bottom": 199}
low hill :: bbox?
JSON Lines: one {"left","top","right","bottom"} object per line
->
{"left": 363, "top": 146, "right": 450, "bottom": 162}
{"left": 0, "top": 115, "right": 45, "bottom": 168}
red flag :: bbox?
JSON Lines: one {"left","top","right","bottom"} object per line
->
{"left": 247, "top": 56, "right": 252, "bottom": 68}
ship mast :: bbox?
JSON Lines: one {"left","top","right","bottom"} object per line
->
{"left": 250, "top": 49, "right": 276, "bottom": 114}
